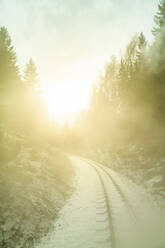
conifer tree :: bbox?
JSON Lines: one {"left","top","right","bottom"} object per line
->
{"left": 23, "top": 58, "right": 38, "bottom": 89}
{"left": 0, "top": 26, "right": 19, "bottom": 93}
{"left": 153, "top": 0, "right": 165, "bottom": 36}
{"left": 0, "top": 27, "right": 20, "bottom": 124}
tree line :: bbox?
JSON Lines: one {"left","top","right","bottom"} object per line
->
{"left": 0, "top": 27, "right": 48, "bottom": 141}
{"left": 1, "top": 0, "right": 165, "bottom": 151}
{"left": 80, "top": 0, "right": 165, "bottom": 149}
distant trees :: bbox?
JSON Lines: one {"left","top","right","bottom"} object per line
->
{"left": 23, "top": 58, "right": 38, "bottom": 89}
{"left": 149, "top": 0, "right": 165, "bottom": 121}
{"left": 90, "top": 32, "right": 148, "bottom": 115}
{"left": 20, "top": 59, "right": 49, "bottom": 138}
{"left": 1, "top": 0, "right": 165, "bottom": 149}
{"left": 0, "top": 26, "right": 49, "bottom": 139}
{"left": 84, "top": 0, "right": 165, "bottom": 147}
{"left": 100, "top": 56, "right": 118, "bottom": 105}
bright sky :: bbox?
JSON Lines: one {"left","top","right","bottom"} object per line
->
{"left": 0, "top": 0, "right": 159, "bottom": 123}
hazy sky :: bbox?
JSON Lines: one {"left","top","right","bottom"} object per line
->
{"left": 0, "top": 0, "right": 159, "bottom": 87}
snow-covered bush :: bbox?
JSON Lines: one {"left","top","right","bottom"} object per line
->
{"left": 0, "top": 127, "right": 74, "bottom": 247}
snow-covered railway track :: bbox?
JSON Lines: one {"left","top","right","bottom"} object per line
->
{"left": 93, "top": 165, "right": 116, "bottom": 248}
{"left": 35, "top": 155, "right": 165, "bottom": 248}
{"left": 86, "top": 158, "right": 137, "bottom": 223}
{"left": 79, "top": 157, "right": 138, "bottom": 248}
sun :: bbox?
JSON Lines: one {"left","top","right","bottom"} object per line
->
{"left": 42, "top": 81, "right": 91, "bottom": 124}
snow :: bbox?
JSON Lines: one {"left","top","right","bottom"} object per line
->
{"left": 36, "top": 156, "right": 103, "bottom": 248}
{"left": 36, "top": 156, "right": 165, "bottom": 248}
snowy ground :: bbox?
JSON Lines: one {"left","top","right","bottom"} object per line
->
{"left": 36, "top": 156, "right": 102, "bottom": 248}
{"left": 36, "top": 156, "right": 165, "bottom": 248}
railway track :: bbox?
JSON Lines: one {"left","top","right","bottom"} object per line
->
{"left": 86, "top": 158, "right": 137, "bottom": 221}
{"left": 93, "top": 165, "right": 116, "bottom": 248}
{"left": 36, "top": 155, "right": 165, "bottom": 248}
{"left": 79, "top": 156, "right": 137, "bottom": 248}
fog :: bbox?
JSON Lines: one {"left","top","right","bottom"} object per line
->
{"left": 0, "top": 0, "right": 158, "bottom": 86}
{"left": 1, "top": 1, "right": 165, "bottom": 247}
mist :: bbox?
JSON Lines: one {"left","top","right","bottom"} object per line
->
{"left": 0, "top": 0, "right": 158, "bottom": 85}
{"left": 1, "top": 1, "right": 165, "bottom": 247}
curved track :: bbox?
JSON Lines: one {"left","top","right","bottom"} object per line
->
{"left": 36, "top": 155, "right": 165, "bottom": 248}
{"left": 84, "top": 158, "right": 137, "bottom": 221}
{"left": 93, "top": 165, "right": 116, "bottom": 248}
{"left": 79, "top": 157, "right": 138, "bottom": 248}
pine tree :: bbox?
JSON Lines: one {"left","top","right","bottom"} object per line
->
{"left": 22, "top": 58, "right": 49, "bottom": 135}
{"left": 104, "top": 56, "right": 118, "bottom": 102}
{"left": 153, "top": 0, "right": 165, "bottom": 36}
{"left": 125, "top": 36, "right": 139, "bottom": 80}
{"left": 151, "top": 0, "right": 165, "bottom": 76}
{"left": 0, "top": 27, "right": 21, "bottom": 125}
{"left": 23, "top": 58, "right": 38, "bottom": 89}
{"left": 137, "top": 33, "right": 147, "bottom": 61}
{"left": 0, "top": 26, "right": 19, "bottom": 93}
{"left": 135, "top": 33, "right": 147, "bottom": 79}
{"left": 149, "top": 0, "right": 165, "bottom": 121}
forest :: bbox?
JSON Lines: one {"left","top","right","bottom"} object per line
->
{"left": 65, "top": 0, "right": 164, "bottom": 189}
{"left": 1, "top": 1, "right": 165, "bottom": 153}
{"left": 1, "top": 0, "right": 165, "bottom": 247}
{"left": 0, "top": 27, "right": 75, "bottom": 247}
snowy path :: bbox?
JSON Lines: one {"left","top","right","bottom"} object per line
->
{"left": 36, "top": 156, "right": 165, "bottom": 248}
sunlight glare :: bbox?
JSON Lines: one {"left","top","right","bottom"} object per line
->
{"left": 43, "top": 80, "right": 91, "bottom": 124}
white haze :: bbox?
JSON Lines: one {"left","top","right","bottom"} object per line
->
{"left": 0, "top": 0, "right": 159, "bottom": 87}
